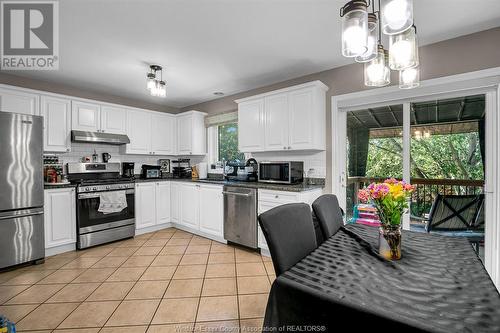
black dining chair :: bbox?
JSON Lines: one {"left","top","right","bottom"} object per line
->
{"left": 426, "top": 194, "right": 485, "bottom": 254}
{"left": 258, "top": 203, "right": 317, "bottom": 276}
{"left": 312, "top": 194, "right": 344, "bottom": 240}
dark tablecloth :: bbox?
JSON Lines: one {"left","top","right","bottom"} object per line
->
{"left": 263, "top": 224, "right": 500, "bottom": 333}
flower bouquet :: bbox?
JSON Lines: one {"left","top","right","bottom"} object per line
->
{"left": 358, "top": 178, "right": 414, "bottom": 260}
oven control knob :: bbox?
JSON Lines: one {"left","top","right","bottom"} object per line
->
{"left": 93, "top": 187, "right": 97, "bottom": 191}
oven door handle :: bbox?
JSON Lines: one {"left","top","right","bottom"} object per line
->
{"left": 78, "top": 189, "right": 135, "bottom": 199}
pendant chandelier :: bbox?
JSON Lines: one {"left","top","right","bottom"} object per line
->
{"left": 146, "top": 65, "right": 166, "bottom": 97}
{"left": 340, "top": 0, "right": 419, "bottom": 89}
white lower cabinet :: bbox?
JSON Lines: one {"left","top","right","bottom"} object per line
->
{"left": 135, "top": 181, "right": 171, "bottom": 231}
{"left": 179, "top": 183, "right": 200, "bottom": 229}
{"left": 257, "top": 188, "right": 323, "bottom": 253}
{"left": 170, "top": 181, "right": 224, "bottom": 241}
{"left": 44, "top": 188, "right": 76, "bottom": 249}
{"left": 135, "top": 182, "right": 157, "bottom": 230}
{"left": 199, "top": 184, "right": 224, "bottom": 238}
{"left": 156, "top": 182, "right": 171, "bottom": 225}
{"left": 171, "top": 182, "right": 180, "bottom": 223}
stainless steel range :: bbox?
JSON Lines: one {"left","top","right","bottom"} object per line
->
{"left": 67, "top": 163, "right": 135, "bottom": 249}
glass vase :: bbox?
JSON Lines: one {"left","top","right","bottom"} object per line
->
{"left": 378, "top": 224, "right": 402, "bottom": 260}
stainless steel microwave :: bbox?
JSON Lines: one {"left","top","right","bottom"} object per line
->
{"left": 258, "top": 161, "right": 304, "bottom": 184}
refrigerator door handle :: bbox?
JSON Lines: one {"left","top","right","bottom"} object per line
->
{"left": 0, "top": 208, "right": 44, "bottom": 221}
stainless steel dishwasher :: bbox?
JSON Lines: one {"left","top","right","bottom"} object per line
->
{"left": 223, "top": 186, "right": 258, "bottom": 248}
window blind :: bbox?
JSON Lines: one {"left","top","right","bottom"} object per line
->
{"left": 204, "top": 110, "right": 238, "bottom": 127}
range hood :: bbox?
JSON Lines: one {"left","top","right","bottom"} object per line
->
{"left": 71, "top": 130, "right": 130, "bottom": 145}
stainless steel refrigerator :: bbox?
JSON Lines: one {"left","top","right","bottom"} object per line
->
{"left": 0, "top": 111, "right": 45, "bottom": 269}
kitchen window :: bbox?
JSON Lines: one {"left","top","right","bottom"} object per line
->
{"left": 218, "top": 123, "right": 244, "bottom": 161}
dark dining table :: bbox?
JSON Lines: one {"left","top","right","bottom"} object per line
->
{"left": 263, "top": 224, "right": 500, "bottom": 333}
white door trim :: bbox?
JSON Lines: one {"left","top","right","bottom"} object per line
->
{"left": 331, "top": 66, "right": 500, "bottom": 288}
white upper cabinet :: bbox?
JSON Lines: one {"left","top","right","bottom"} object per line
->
{"left": 126, "top": 110, "right": 205, "bottom": 156}
{"left": 100, "top": 105, "right": 127, "bottom": 134}
{"left": 236, "top": 81, "right": 328, "bottom": 152}
{"left": 72, "top": 101, "right": 101, "bottom": 132}
{"left": 238, "top": 99, "right": 265, "bottom": 152}
{"left": 264, "top": 93, "right": 289, "bottom": 151}
{"left": 152, "top": 113, "right": 176, "bottom": 155}
{"left": 0, "top": 87, "right": 39, "bottom": 115}
{"left": 72, "top": 101, "right": 128, "bottom": 134}
{"left": 40, "top": 95, "right": 71, "bottom": 152}
{"left": 176, "top": 111, "right": 207, "bottom": 155}
{"left": 126, "top": 109, "right": 152, "bottom": 155}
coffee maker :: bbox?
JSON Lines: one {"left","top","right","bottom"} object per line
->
{"left": 122, "top": 162, "right": 135, "bottom": 179}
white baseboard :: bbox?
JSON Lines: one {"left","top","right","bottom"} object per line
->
{"left": 260, "top": 248, "right": 271, "bottom": 257}
{"left": 45, "top": 243, "right": 76, "bottom": 257}
{"left": 172, "top": 224, "right": 227, "bottom": 244}
{"left": 135, "top": 223, "right": 173, "bottom": 235}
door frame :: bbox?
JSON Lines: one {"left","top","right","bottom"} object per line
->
{"left": 331, "top": 67, "right": 500, "bottom": 288}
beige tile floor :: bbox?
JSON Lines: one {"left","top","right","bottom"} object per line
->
{"left": 0, "top": 228, "right": 275, "bottom": 332}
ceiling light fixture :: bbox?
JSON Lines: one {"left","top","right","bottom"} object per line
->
{"left": 399, "top": 65, "right": 420, "bottom": 89}
{"left": 389, "top": 24, "right": 418, "bottom": 70}
{"left": 340, "top": 0, "right": 369, "bottom": 57}
{"left": 213, "top": 92, "right": 225, "bottom": 96}
{"left": 146, "top": 65, "right": 166, "bottom": 98}
{"left": 381, "top": 0, "right": 413, "bottom": 35}
{"left": 340, "top": 0, "right": 419, "bottom": 89}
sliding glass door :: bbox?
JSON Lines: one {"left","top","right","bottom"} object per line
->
{"left": 343, "top": 94, "right": 486, "bottom": 261}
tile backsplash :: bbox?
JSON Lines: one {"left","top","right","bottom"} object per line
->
{"left": 52, "top": 143, "right": 206, "bottom": 175}
{"left": 51, "top": 143, "right": 326, "bottom": 179}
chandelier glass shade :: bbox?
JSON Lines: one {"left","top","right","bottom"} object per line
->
{"left": 389, "top": 25, "right": 418, "bottom": 70}
{"left": 364, "top": 45, "right": 391, "bottom": 87}
{"left": 341, "top": 1, "right": 369, "bottom": 57}
{"left": 355, "top": 13, "right": 378, "bottom": 63}
{"left": 399, "top": 65, "right": 420, "bottom": 89}
{"left": 381, "top": 0, "right": 413, "bottom": 35}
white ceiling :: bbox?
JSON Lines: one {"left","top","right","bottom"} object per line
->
{"left": 6, "top": 0, "right": 500, "bottom": 108}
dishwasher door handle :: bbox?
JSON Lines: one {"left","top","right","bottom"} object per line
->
{"left": 222, "top": 191, "right": 251, "bottom": 197}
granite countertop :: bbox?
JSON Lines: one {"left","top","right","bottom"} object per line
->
{"left": 135, "top": 177, "right": 324, "bottom": 192}
{"left": 44, "top": 183, "right": 77, "bottom": 189}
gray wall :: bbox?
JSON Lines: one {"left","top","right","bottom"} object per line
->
{"left": 181, "top": 27, "right": 500, "bottom": 190}
{"left": 0, "top": 72, "right": 180, "bottom": 114}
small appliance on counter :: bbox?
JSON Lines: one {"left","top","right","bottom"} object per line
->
{"left": 225, "top": 158, "right": 258, "bottom": 182}
{"left": 191, "top": 165, "right": 199, "bottom": 179}
{"left": 102, "top": 152, "right": 112, "bottom": 163}
{"left": 258, "top": 161, "right": 304, "bottom": 184}
{"left": 197, "top": 162, "right": 208, "bottom": 179}
{"left": 159, "top": 159, "right": 171, "bottom": 178}
{"left": 172, "top": 159, "right": 192, "bottom": 179}
{"left": 122, "top": 162, "right": 135, "bottom": 179}
{"left": 141, "top": 164, "right": 162, "bottom": 179}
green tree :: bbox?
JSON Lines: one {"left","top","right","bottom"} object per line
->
{"left": 218, "top": 123, "right": 244, "bottom": 161}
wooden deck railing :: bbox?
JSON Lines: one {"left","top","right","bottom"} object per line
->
{"left": 347, "top": 177, "right": 484, "bottom": 218}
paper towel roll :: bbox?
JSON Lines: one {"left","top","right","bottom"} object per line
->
{"left": 197, "top": 162, "right": 208, "bottom": 179}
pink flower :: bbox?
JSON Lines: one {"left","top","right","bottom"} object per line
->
{"left": 358, "top": 189, "right": 370, "bottom": 203}
{"left": 384, "top": 178, "right": 398, "bottom": 185}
